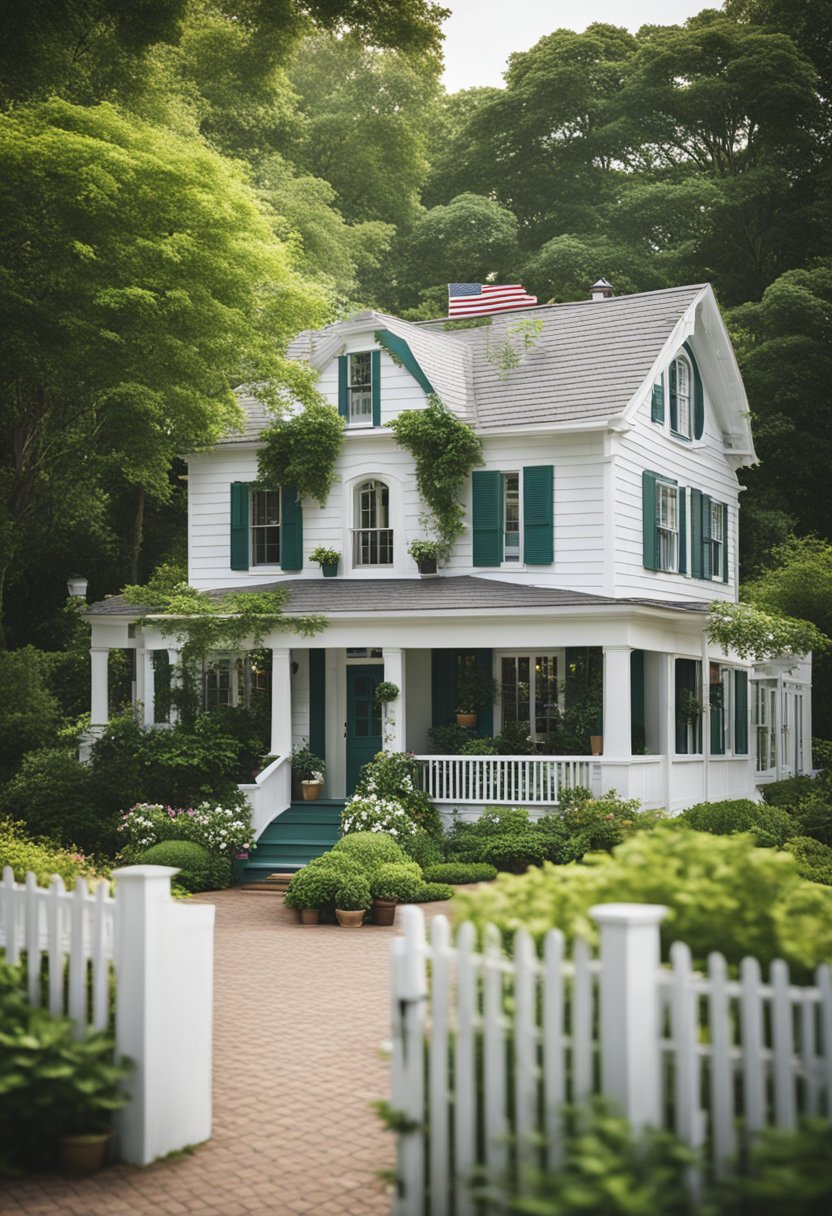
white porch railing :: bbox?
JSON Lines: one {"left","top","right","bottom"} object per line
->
{"left": 0, "top": 865, "right": 214, "bottom": 1166}
{"left": 391, "top": 905, "right": 832, "bottom": 1216}
{"left": 239, "top": 752, "right": 292, "bottom": 841}
{"left": 414, "top": 754, "right": 592, "bottom": 805}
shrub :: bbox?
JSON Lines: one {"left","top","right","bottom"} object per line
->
{"left": 481, "top": 832, "right": 547, "bottom": 873}
{"left": 0, "top": 960, "right": 131, "bottom": 1172}
{"left": 284, "top": 853, "right": 365, "bottom": 911}
{"left": 341, "top": 794, "right": 418, "bottom": 838}
{"left": 0, "top": 817, "right": 102, "bottom": 886}
{"left": 0, "top": 747, "right": 113, "bottom": 855}
{"left": 680, "top": 798, "right": 795, "bottom": 848}
{"left": 135, "top": 839, "right": 230, "bottom": 893}
{"left": 332, "top": 831, "right": 406, "bottom": 866}
{"left": 0, "top": 648, "right": 62, "bottom": 784}
{"left": 762, "top": 775, "right": 817, "bottom": 809}
{"left": 372, "top": 862, "right": 424, "bottom": 902}
{"left": 401, "top": 829, "right": 445, "bottom": 870}
{"left": 785, "top": 836, "right": 832, "bottom": 885}
{"left": 117, "top": 798, "right": 253, "bottom": 859}
{"left": 332, "top": 871, "right": 372, "bottom": 912}
{"left": 454, "top": 825, "right": 832, "bottom": 979}
{"left": 424, "top": 862, "right": 498, "bottom": 884}
{"left": 428, "top": 723, "right": 469, "bottom": 754}
{"left": 354, "top": 751, "right": 441, "bottom": 835}
{"left": 410, "top": 881, "right": 455, "bottom": 902}
{"left": 709, "top": 1118, "right": 832, "bottom": 1215}
{"left": 793, "top": 792, "right": 832, "bottom": 845}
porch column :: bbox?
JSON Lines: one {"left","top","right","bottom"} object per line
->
{"left": 603, "top": 645, "right": 632, "bottom": 758}
{"left": 167, "top": 648, "right": 181, "bottom": 725}
{"left": 141, "top": 649, "right": 156, "bottom": 727}
{"left": 382, "top": 647, "right": 407, "bottom": 752}
{"left": 271, "top": 647, "right": 292, "bottom": 758}
{"left": 90, "top": 647, "right": 109, "bottom": 727}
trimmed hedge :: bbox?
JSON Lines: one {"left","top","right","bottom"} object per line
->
{"left": 372, "top": 862, "right": 424, "bottom": 902}
{"left": 761, "top": 776, "right": 817, "bottom": 809}
{"left": 136, "top": 840, "right": 231, "bottom": 893}
{"left": 680, "top": 798, "right": 795, "bottom": 848}
{"left": 481, "top": 832, "right": 546, "bottom": 873}
{"left": 424, "top": 862, "right": 498, "bottom": 885}
{"left": 410, "top": 882, "right": 455, "bottom": 903}
{"left": 332, "top": 831, "right": 406, "bottom": 866}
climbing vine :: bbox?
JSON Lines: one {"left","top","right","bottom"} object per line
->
{"left": 486, "top": 318, "right": 544, "bottom": 378}
{"left": 388, "top": 396, "right": 483, "bottom": 555}
{"left": 707, "top": 602, "right": 829, "bottom": 661}
{"left": 257, "top": 399, "right": 345, "bottom": 507}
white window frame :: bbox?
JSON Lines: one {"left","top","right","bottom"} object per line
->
{"left": 503, "top": 471, "right": 522, "bottom": 564}
{"left": 250, "top": 488, "right": 280, "bottom": 567}
{"left": 710, "top": 500, "right": 725, "bottom": 581}
{"left": 656, "top": 480, "right": 679, "bottom": 573}
{"left": 497, "top": 650, "right": 564, "bottom": 739}
{"left": 672, "top": 354, "right": 692, "bottom": 439}
{"left": 353, "top": 478, "right": 393, "bottom": 566}
{"left": 348, "top": 351, "right": 373, "bottom": 427}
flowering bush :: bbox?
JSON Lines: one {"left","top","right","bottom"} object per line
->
{"left": 118, "top": 797, "right": 252, "bottom": 858}
{"left": 355, "top": 752, "right": 441, "bottom": 835}
{"left": 340, "top": 794, "right": 418, "bottom": 839}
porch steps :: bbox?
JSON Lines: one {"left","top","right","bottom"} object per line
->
{"left": 237, "top": 799, "right": 344, "bottom": 886}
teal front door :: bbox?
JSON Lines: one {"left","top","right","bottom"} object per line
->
{"left": 346, "top": 666, "right": 383, "bottom": 793}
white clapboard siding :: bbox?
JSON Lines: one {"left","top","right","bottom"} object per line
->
{"left": 392, "top": 905, "right": 832, "bottom": 1214}
{"left": 0, "top": 866, "right": 115, "bottom": 1033}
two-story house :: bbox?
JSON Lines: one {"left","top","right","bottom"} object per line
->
{"left": 86, "top": 282, "right": 812, "bottom": 857}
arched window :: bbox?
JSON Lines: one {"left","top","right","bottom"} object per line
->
{"left": 353, "top": 479, "right": 393, "bottom": 565}
{"left": 670, "top": 354, "right": 692, "bottom": 438}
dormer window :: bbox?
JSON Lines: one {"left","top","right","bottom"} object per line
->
{"left": 670, "top": 354, "right": 691, "bottom": 439}
{"left": 339, "top": 350, "right": 380, "bottom": 427}
{"left": 353, "top": 479, "right": 393, "bottom": 565}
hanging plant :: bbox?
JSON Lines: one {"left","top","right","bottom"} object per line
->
{"left": 388, "top": 396, "right": 483, "bottom": 555}
{"left": 257, "top": 400, "right": 345, "bottom": 507}
{"left": 374, "top": 681, "right": 400, "bottom": 705}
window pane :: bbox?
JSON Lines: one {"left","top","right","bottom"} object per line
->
{"left": 504, "top": 473, "right": 520, "bottom": 562}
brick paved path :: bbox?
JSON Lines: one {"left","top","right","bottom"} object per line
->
{"left": 1, "top": 891, "right": 450, "bottom": 1216}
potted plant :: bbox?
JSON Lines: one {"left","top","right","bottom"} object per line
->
{"left": 408, "top": 539, "right": 443, "bottom": 576}
{"left": 291, "top": 742, "right": 326, "bottom": 800}
{"left": 374, "top": 681, "right": 399, "bottom": 706}
{"left": 370, "top": 862, "right": 423, "bottom": 926}
{"left": 284, "top": 866, "right": 326, "bottom": 924}
{"left": 49, "top": 1028, "right": 133, "bottom": 1173}
{"left": 309, "top": 545, "right": 341, "bottom": 578}
{"left": 454, "top": 666, "right": 498, "bottom": 728}
{"left": 334, "top": 872, "right": 372, "bottom": 927}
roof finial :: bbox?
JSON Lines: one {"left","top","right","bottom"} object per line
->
{"left": 589, "top": 278, "right": 614, "bottom": 301}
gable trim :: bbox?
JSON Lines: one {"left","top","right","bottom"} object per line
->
{"left": 374, "top": 329, "right": 435, "bottom": 397}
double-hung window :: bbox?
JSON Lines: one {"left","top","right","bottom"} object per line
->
{"left": 339, "top": 350, "right": 380, "bottom": 426}
{"left": 643, "top": 471, "right": 687, "bottom": 574}
{"left": 503, "top": 473, "right": 521, "bottom": 562}
{"left": 710, "top": 500, "right": 725, "bottom": 580}
{"left": 657, "top": 481, "right": 679, "bottom": 572}
{"left": 472, "top": 466, "right": 553, "bottom": 566}
{"left": 251, "top": 489, "right": 280, "bottom": 566}
{"left": 670, "top": 355, "right": 692, "bottom": 438}
{"left": 353, "top": 479, "right": 393, "bottom": 566}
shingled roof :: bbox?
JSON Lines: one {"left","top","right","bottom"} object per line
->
{"left": 219, "top": 283, "right": 709, "bottom": 443}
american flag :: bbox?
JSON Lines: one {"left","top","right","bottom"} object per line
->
{"left": 448, "top": 283, "right": 538, "bottom": 317}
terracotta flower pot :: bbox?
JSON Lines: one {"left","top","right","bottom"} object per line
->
{"left": 299, "top": 908, "right": 320, "bottom": 925}
{"left": 456, "top": 712, "right": 477, "bottom": 729}
{"left": 371, "top": 898, "right": 398, "bottom": 926}
{"left": 58, "top": 1132, "right": 111, "bottom": 1174}
{"left": 335, "top": 908, "right": 366, "bottom": 927}
{"left": 590, "top": 735, "right": 603, "bottom": 756}
{"left": 301, "top": 780, "right": 323, "bottom": 801}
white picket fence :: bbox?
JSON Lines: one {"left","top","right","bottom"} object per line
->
{"left": 0, "top": 864, "right": 215, "bottom": 1166}
{"left": 390, "top": 903, "right": 832, "bottom": 1216}
{"left": 415, "top": 755, "right": 592, "bottom": 806}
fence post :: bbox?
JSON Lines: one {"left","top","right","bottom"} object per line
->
{"left": 112, "top": 865, "right": 215, "bottom": 1165}
{"left": 391, "top": 905, "right": 427, "bottom": 1216}
{"left": 589, "top": 902, "right": 668, "bottom": 1129}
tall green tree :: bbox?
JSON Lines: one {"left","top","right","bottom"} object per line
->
{"left": 0, "top": 99, "right": 328, "bottom": 642}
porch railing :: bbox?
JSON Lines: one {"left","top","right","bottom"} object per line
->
{"left": 414, "top": 754, "right": 592, "bottom": 806}
{"left": 352, "top": 527, "right": 394, "bottom": 565}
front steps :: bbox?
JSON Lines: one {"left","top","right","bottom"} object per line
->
{"left": 237, "top": 799, "right": 344, "bottom": 886}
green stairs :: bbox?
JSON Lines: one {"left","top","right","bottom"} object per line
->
{"left": 237, "top": 799, "right": 344, "bottom": 884}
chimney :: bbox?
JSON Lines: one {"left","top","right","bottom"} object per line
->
{"left": 589, "top": 278, "right": 614, "bottom": 301}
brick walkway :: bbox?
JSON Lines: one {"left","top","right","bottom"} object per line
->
{"left": 1, "top": 891, "right": 451, "bottom": 1215}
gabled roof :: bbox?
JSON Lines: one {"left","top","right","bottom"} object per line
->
{"left": 218, "top": 284, "right": 753, "bottom": 456}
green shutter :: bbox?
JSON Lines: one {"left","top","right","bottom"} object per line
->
{"left": 734, "top": 670, "right": 749, "bottom": 754}
{"left": 684, "top": 341, "right": 705, "bottom": 440}
{"left": 338, "top": 355, "right": 349, "bottom": 420}
{"left": 371, "top": 349, "right": 381, "bottom": 427}
{"left": 280, "top": 485, "right": 303, "bottom": 571}
{"left": 702, "top": 494, "right": 713, "bottom": 580}
{"left": 690, "top": 489, "right": 703, "bottom": 578}
{"left": 642, "top": 471, "right": 658, "bottom": 570}
{"left": 472, "top": 470, "right": 503, "bottom": 566}
{"left": 678, "top": 486, "right": 687, "bottom": 575}
{"left": 669, "top": 361, "right": 678, "bottom": 433}
{"left": 651, "top": 375, "right": 665, "bottom": 423}
{"left": 230, "top": 482, "right": 250, "bottom": 571}
{"left": 431, "top": 650, "right": 456, "bottom": 727}
{"left": 523, "top": 465, "right": 553, "bottom": 565}
{"left": 309, "top": 649, "right": 326, "bottom": 762}
{"left": 630, "top": 649, "right": 645, "bottom": 753}
{"left": 722, "top": 503, "right": 729, "bottom": 583}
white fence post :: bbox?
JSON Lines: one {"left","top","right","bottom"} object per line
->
{"left": 391, "top": 905, "right": 427, "bottom": 1216}
{"left": 590, "top": 902, "right": 668, "bottom": 1129}
{"left": 112, "top": 865, "right": 215, "bottom": 1166}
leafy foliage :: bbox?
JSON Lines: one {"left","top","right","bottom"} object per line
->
{"left": 0, "top": 649, "right": 62, "bottom": 783}
{"left": 680, "top": 798, "right": 795, "bottom": 848}
{"left": 353, "top": 751, "right": 441, "bottom": 835}
{"left": 423, "top": 862, "right": 498, "bottom": 884}
{"left": 332, "top": 831, "right": 407, "bottom": 866}
{"left": 135, "top": 839, "right": 231, "bottom": 893}
{"left": 0, "top": 817, "right": 102, "bottom": 887}
{"left": 706, "top": 601, "right": 828, "bottom": 661}
{"left": 257, "top": 401, "right": 345, "bottom": 507}
{"left": 388, "top": 396, "right": 483, "bottom": 554}
{"left": 409, "top": 881, "right": 454, "bottom": 903}
{"left": 370, "top": 861, "right": 424, "bottom": 902}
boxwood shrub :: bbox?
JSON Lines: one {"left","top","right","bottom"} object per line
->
{"left": 761, "top": 775, "right": 817, "bottom": 809}
{"left": 332, "top": 831, "right": 406, "bottom": 866}
{"left": 423, "top": 862, "right": 498, "bottom": 885}
{"left": 135, "top": 839, "right": 231, "bottom": 893}
{"left": 410, "top": 881, "right": 455, "bottom": 903}
{"left": 680, "top": 798, "right": 795, "bottom": 848}
{"left": 785, "top": 835, "right": 832, "bottom": 885}
{"left": 371, "top": 861, "right": 424, "bottom": 902}
{"left": 481, "top": 832, "right": 546, "bottom": 873}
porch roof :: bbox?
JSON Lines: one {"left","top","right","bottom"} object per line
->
{"left": 87, "top": 576, "right": 711, "bottom": 619}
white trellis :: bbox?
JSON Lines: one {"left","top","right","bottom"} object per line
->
{"left": 390, "top": 903, "right": 832, "bottom": 1216}
{"left": 0, "top": 864, "right": 215, "bottom": 1166}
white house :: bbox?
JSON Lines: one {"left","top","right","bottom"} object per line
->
{"left": 85, "top": 282, "right": 812, "bottom": 854}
